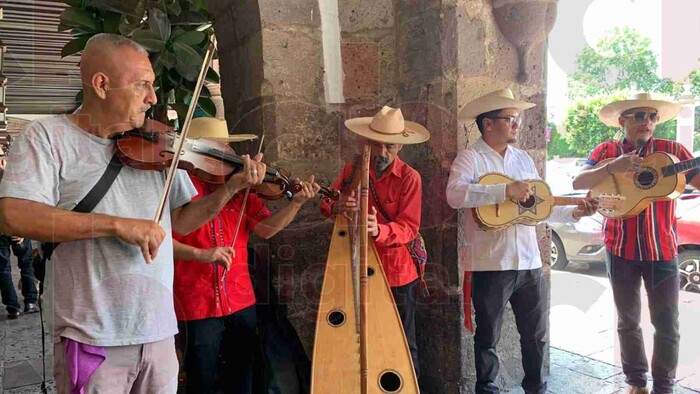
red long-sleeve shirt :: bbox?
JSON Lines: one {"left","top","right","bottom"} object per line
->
{"left": 321, "top": 157, "right": 422, "bottom": 287}
{"left": 173, "top": 176, "right": 271, "bottom": 321}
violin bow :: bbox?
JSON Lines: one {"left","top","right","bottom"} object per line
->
{"left": 223, "top": 135, "right": 265, "bottom": 280}
{"left": 153, "top": 34, "right": 217, "bottom": 223}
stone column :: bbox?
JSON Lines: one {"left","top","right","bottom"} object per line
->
{"left": 209, "top": 0, "right": 347, "bottom": 354}
{"left": 395, "top": 1, "right": 554, "bottom": 392}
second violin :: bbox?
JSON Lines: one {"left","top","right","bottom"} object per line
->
{"left": 114, "top": 119, "right": 339, "bottom": 202}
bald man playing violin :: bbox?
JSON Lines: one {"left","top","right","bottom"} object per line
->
{"left": 0, "top": 34, "right": 264, "bottom": 394}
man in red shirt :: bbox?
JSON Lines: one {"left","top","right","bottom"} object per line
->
{"left": 573, "top": 93, "right": 700, "bottom": 394}
{"left": 173, "top": 117, "right": 320, "bottom": 394}
{"left": 320, "top": 106, "right": 430, "bottom": 376}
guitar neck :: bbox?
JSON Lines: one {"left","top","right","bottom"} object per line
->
{"left": 663, "top": 156, "right": 700, "bottom": 177}
{"left": 552, "top": 196, "right": 584, "bottom": 206}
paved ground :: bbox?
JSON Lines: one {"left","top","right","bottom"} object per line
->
{"left": 548, "top": 262, "right": 700, "bottom": 393}
{"left": 2, "top": 259, "right": 699, "bottom": 393}
{"left": 0, "top": 260, "right": 54, "bottom": 394}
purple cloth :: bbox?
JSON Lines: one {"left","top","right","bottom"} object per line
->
{"left": 65, "top": 338, "right": 106, "bottom": 394}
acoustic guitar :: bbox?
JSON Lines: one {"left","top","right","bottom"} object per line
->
{"left": 590, "top": 151, "right": 700, "bottom": 219}
{"left": 472, "top": 173, "right": 624, "bottom": 231}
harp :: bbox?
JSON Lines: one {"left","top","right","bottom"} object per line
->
{"left": 311, "top": 145, "right": 419, "bottom": 393}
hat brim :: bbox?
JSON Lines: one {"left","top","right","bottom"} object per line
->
{"left": 458, "top": 97, "right": 536, "bottom": 122}
{"left": 599, "top": 99, "right": 682, "bottom": 127}
{"left": 344, "top": 118, "right": 430, "bottom": 145}
{"left": 191, "top": 134, "right": 258, "bottom": 143}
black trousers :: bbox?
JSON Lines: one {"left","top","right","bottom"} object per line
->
{"left": 0, "top": 238, "right": 38, "bottom": 313}
{"left": 391, "top": 279, "right": 420, "bottom": 378}
{"left": 179, "top": 305, "right": 258, "bottom": 394}
{"left": 606, "top": 252, "right": 680, "bottom": 393}
{"left": 472, "top": 268, "right": 548, "bottom": 394}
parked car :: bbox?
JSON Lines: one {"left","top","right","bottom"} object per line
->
{"left": 550, "top": 190, "right": 700, "bottom": 293}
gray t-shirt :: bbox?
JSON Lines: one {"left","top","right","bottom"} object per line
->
{"left": 0, "top": 115, "right": 197, "bottom": 346}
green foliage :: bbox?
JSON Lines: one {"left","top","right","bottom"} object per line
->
{"left": 690, "top": 69, "right": 700, "bottom": 97}
{"left": 546, "top": 122, "right": 575, "bottom": 158}
{"left": 563, "top": 27, "right": 696, "bottom": 157}
{"left": 58, "top": 0, "right": 218, "bottom": 125}
{"left": 564, "top": 94, "right": 624, "bottom": 157}
{"left": 567, "top": 27, "right": 683, "bottom": 101}
{"left": 652, "top": 119, "right": 677, "bottom": 141}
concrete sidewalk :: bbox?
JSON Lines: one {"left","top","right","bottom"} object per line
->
{"left": 550, "top": 266, "right": 700, "bottom": 394}
{"left": 4, "top": 312, "right": 698, "bottom": 394}
{"left": 2, "top": 265, "right": 699, "bottom": 393}
{"left": 0, "top": 307, "right": 54, "bottom": 394}
{"left": 505, "top": 347, "right": 700, "bottom": 394}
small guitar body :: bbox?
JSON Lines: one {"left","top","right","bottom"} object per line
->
{"left": 473, "top": 173, "right": 554, "bottom": 230}
{"left": 472, "top": 173, "right": 624, "bottom": 231}
{"left": 590, "top": 152, "right": 685, "bottom": 219}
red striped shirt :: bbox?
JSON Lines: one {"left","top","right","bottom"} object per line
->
{"left": 586, "top": 137, "right": 700, "bottom": 261}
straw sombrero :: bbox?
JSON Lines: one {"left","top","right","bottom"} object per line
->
{"left": 189, "top": 117, "right": 258, "bottom": 142}
{"left": 344, "top": 106, "right": 430, "bottom": 145}
{"left": 458, "top": 88, "right": 535, "bottom": 122}
{"left": 598, "top": 93, "right": 682, "bottom": 127}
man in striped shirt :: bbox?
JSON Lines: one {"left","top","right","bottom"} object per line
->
{"left": 573, "top": 93, "right": 700, "bottom": 394}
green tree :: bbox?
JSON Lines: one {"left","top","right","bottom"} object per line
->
{"left": 567, "top": 27, "right": 683, "bottom": 101}
{"left": 563, "top": 27, "right": 689, "bottom": 156}
{"left": 689, "top": 69, "right": 700, "bottom": 97}
{"left": 546, "top": 122, "right": 575, "bottom": 158}
{"left": 565, "top": 95, "right": 621, "bottom": 157}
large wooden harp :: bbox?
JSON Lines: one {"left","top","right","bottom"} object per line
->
{"left": 311, "top": 145, "right": 419, "bottom": 394}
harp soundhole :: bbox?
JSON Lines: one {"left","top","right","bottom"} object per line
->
{"left": 378, "top": 370, "right": 402, "bottom": 393}
{"left": 367, "top": 267, "right": 375, "bottom": 277}
{"left": 327, "top": 310, "right": 346, "bottom": 327}
{"left": 338, "top": 230, "right": 347, "bottom": 237}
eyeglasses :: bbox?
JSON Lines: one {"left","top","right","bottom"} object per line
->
{"left": 488, "top": 116, "right": 522, "bottom": 128}
{"left": 623, "top": 111, "right": 659, "bottom": 123}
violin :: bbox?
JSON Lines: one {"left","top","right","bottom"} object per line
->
{"left": 114, "top": 120, "right": 339, "bottom": 202}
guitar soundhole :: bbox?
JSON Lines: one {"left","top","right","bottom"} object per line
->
{"left": 378, "top": 370, "right": 402, "bottom": 393}
{"left": 327, "top": 310, "right": 346, "bottom": 327}
{"left": 635, "top": 167, "right": 658, "bottom": 190}
{"left": 367, "top": 267, "right": 375, "bottom": 277}
{"left": 519, "top": 195, "right": 536, "bottom": 209}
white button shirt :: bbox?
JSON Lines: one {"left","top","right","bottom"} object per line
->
{"left": 446, "top": 138, "right": 576, "bottom": 272}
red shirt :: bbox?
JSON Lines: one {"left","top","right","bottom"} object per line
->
{"left": 173, "top": 176, "right": 271, "bottom": 321}
{"left": 321, "top": 157, "right": 422, "bottom": 287}
{"left": 586, "top": 137, "right": 699, "bottom": 261}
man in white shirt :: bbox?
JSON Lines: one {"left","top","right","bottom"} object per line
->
{"left": 446, "top": 89, "right": 597, "bottom": 394}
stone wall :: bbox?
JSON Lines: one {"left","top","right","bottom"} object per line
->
{"left": 210, "top": 0, "right": 554, "bottom": 392}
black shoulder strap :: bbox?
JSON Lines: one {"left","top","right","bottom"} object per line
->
{"left": 41, "top": 152, "right": 124, "bottom": 259}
